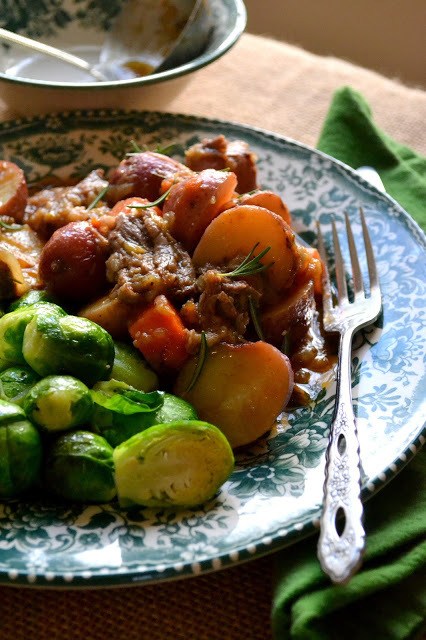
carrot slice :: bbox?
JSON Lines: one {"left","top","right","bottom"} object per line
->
{"left": 128, "top": 295, "right": 189, "bottom": 371}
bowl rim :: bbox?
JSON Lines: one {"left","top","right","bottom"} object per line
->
{"left": 0, "top": 0, "right": 246, "bottom": 91}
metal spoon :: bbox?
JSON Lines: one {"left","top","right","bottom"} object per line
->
{"left": 0, "top": 0, "right": 212, "bottom": 83}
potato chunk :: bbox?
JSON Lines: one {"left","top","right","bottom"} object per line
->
{"left": 193, "top": 205, "right": 300, "bottom": 293}
{"left": 174, "top": 341, "right": 294, "bottom": 448}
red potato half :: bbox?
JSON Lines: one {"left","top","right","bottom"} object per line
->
{"left": 174, "top": 341, "right": 294, "bottom": 448}
{"left": 39, "top": 221, "right": 109, "bottom": 302}
{"left": 163, "top": 169, "right": 238, "bottom": 253}
{"left": 0, "top": 161, "right": 28, "bottom": 222}
{"left": 107, "top": 152, "right": 192, "bottom": 205}
{"left": 193, "top": 205, "right": 300, "bottom": 292}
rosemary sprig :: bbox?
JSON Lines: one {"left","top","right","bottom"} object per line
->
{"left": 281, "top": 331, "right": 291, "bottom": 356}
{"left": 130, "top": 139, "right": 143, "bottom": 152}
{"left": 87, "top": 185, "right": 109, "bottom": 211}
{"left": 186, "top": 331, "right": 208, "bottom": 392}
{"left": 248, "top": 295, "right": 264, "bottom": 341}
{"left": 128, "top": 185, "right": 173, "bottom": 210}
{"left": 0, "top": 219, "right": 23, "bottom": 232}
{"left": 222, "top": 244, "right": 273, "bottom": 279}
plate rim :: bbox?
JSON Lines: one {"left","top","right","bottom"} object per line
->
{"left": 0, "top": 107, "right": 425, "bottom": 588}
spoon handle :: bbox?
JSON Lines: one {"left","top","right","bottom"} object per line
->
{"left": 0, "top": 28, "right": 106, "bottom": 81}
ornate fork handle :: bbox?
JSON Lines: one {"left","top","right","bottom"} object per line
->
{"left": 318, "top": 328, "right": 365, "bottom": 584}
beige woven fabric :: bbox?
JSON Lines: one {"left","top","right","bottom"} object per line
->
{"left": 0, "top": 33, "right": 425, "bottom": 640}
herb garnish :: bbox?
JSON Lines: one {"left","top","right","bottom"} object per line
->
{"left": 222, "top": 244, "right": 273, "bottom": 279}
{"left": 129, "top": 185, "right": 173, "bottom": 210}
{"left": 0, "top": 220, "right": 23, "bottom": 232}
{"left": 248, "top": 296, "right": 264, "bottom": 341}
{"left": 186, "top": 331, "right": 208, "bottom": 392}
{"left": 87, "top": 185, "right": 109, "bottom": 211}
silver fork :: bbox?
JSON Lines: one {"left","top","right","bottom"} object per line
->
{"left": 316, "top": 209, "right": 382, "bottom": 584}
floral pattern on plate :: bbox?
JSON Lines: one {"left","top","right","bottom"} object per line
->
{"left": 0, "top": 110, "right": 424, "bottom": 586}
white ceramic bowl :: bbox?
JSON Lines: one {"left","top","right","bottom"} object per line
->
{"left": 0, "top": 0, "right": 246, "bottom": 113}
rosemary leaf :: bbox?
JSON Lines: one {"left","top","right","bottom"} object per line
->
{"left": 281, "top": 332, "right": 291, "bottom": 356}
{"left": 0, "top": 220, "right": 23, "bottom": 232}
{"left": 130, "top": 140, "right": 143, "bottom": 152}
{"left": 129, "top": 185, "right": 173, "bottom": 210}
{"left": 186, "top": 331, "right": 208, "bottom": 392}
{"left": 87, "top": 185, "right": 109, "bottom": 211}
{"left": 222, "top": 244, "right": 273, "bottom": 279}
{"left": 248, "top": 296, "right": 264, "bottom": 341}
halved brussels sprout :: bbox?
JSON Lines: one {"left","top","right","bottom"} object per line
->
{"left": 0, "top": 398, "right": 42, "bottom": 499}
{"left": 113, "top": 420, "right": 234, "bottom": 508}
{"left": 24, "top": 375, "right": 93, "bottom": 432}
{"left": 0, "top": 302, "right": 65, "bottom": 371}
{"left": 0, "top": 366, "right": 40, "bottom": 406}
{"left": 111, "top": 341, "right": 158, "bottom": 391}
{"left": 91, "top": 381, "right": 197, "bottom": 447}
{"left": 23, "top": 313, "right": 115, "bottom": 386}
{"left": 44, "top": 430, "right": 116, "bottom": 503}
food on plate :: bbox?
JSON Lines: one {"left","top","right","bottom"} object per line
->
{"left": 0, "top": 133, "right": 335, "bottom": 508}
{"left": 23, "top": 375, "right": 93, "bottom": 432}
{"left": 22, "top": 310, "right": 115, "bottom": 385}
{"left": 0, "top": 161, "right": 28, "bottom": 222}
{"left": 39, "top": 221, "right": 109, "bottom": 302}
{"left": 114, "top": 420, "right": 234, "bottom": 508}
{"left": 0, "top": 365, "right": 40, "bottom": 406}
{"left": 0, "top": 302, "right": 66, "bottom": 370}
{"left": 110, "top": 341, "right": 159, "bottom": 391}
{"left": 185, "top": 135, "right": 258, "bottom": 194}
{"left": 0, "top": 399, "right": 42, "bottom": 499}
{"left": 174, "top": 341, "right": 293, "bottom": 448}
{"left": 90, "top": 380, "right": 197, "bottom": 447}
{"left": 44, "top": 431, "right": 116, "bottom": 503}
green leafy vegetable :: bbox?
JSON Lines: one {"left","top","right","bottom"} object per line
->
{"left": 186, "top": 331, "right": 208, "bottom": 392}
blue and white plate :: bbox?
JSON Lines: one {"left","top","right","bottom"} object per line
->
{"left": 0, "top": 110, "right": 424, "bottom": 587}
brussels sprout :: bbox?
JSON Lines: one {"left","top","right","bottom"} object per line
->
{"left": 112, "top": 341, "right": 158, "bottom": 391}
{"left": 23, "top": 313, "right": 115, "bottom": 386}
{"left": 113, "top": 420, "right": 234, "bottom": 508}
{"left": 0, "top": 398, "right": 42, "bottom": 499}
{"left": 8, "top": 289, "right": 55, "bottom": 312}
{"left": 0, "top": 302, "right": 66, "bottom": 371}
{"left": 24, "top": 375, "right": 93, "bottom": 432}
{"left": 0, "top": 366, "right": 41, "bottom": 406}
{"left": 44, "top": 430, "right": 116, "bottom": 503}
{"left": 91, "top": 381, "right": 197, "bottom": 447}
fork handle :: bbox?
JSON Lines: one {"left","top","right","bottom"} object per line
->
{"left": 317, "top": 329, "right": 365, "bottom": 583}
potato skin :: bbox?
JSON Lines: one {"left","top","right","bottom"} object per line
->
{"left": 107, "top": 152, "right": 192, "bottom": 205}
{"left": 0, "top": 161, "right": 28, "bottom": 222}
{"left": 39, "top": 221, "right": 109, "bottom": 302}
{"left": 163, "top": 169, "right": 238, "bottom": 253}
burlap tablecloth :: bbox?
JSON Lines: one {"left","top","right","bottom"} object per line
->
{"left": 0, "top": 33, "right": 425, "bottom": 640}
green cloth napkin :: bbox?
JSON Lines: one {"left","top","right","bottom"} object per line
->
{"left": 272, "top": 87, "right": 426, "bottom": 640}
{"left": 317, "top": 86, "right": 426, "bottom": 229}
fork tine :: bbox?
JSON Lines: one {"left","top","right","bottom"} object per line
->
{"left": 316, "top": 221, "right": 334, "bottom": 316}
{"left": 332, "top": 217, "right": 348, "bottom": 303}
{"left": 360, "top": 208, "right": 380, "bottom": 299}
{"left": 345, "top": 212, "right": 364, "bottom": 299}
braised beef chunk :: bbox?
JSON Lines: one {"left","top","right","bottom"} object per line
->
{"left": 179, "top": 269, "right": 262, "bottom": 347}
{"left": 185, "top": 135, "right": 258, "bottom": 194}
{"left": 107, "top": 151, "right": 192, "bottom": 205}
{"left": 106, "top": 208, "right": 196, "bottom": 304}
{"left": 24, "top": 170, "right": 109, "bottom": 238}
